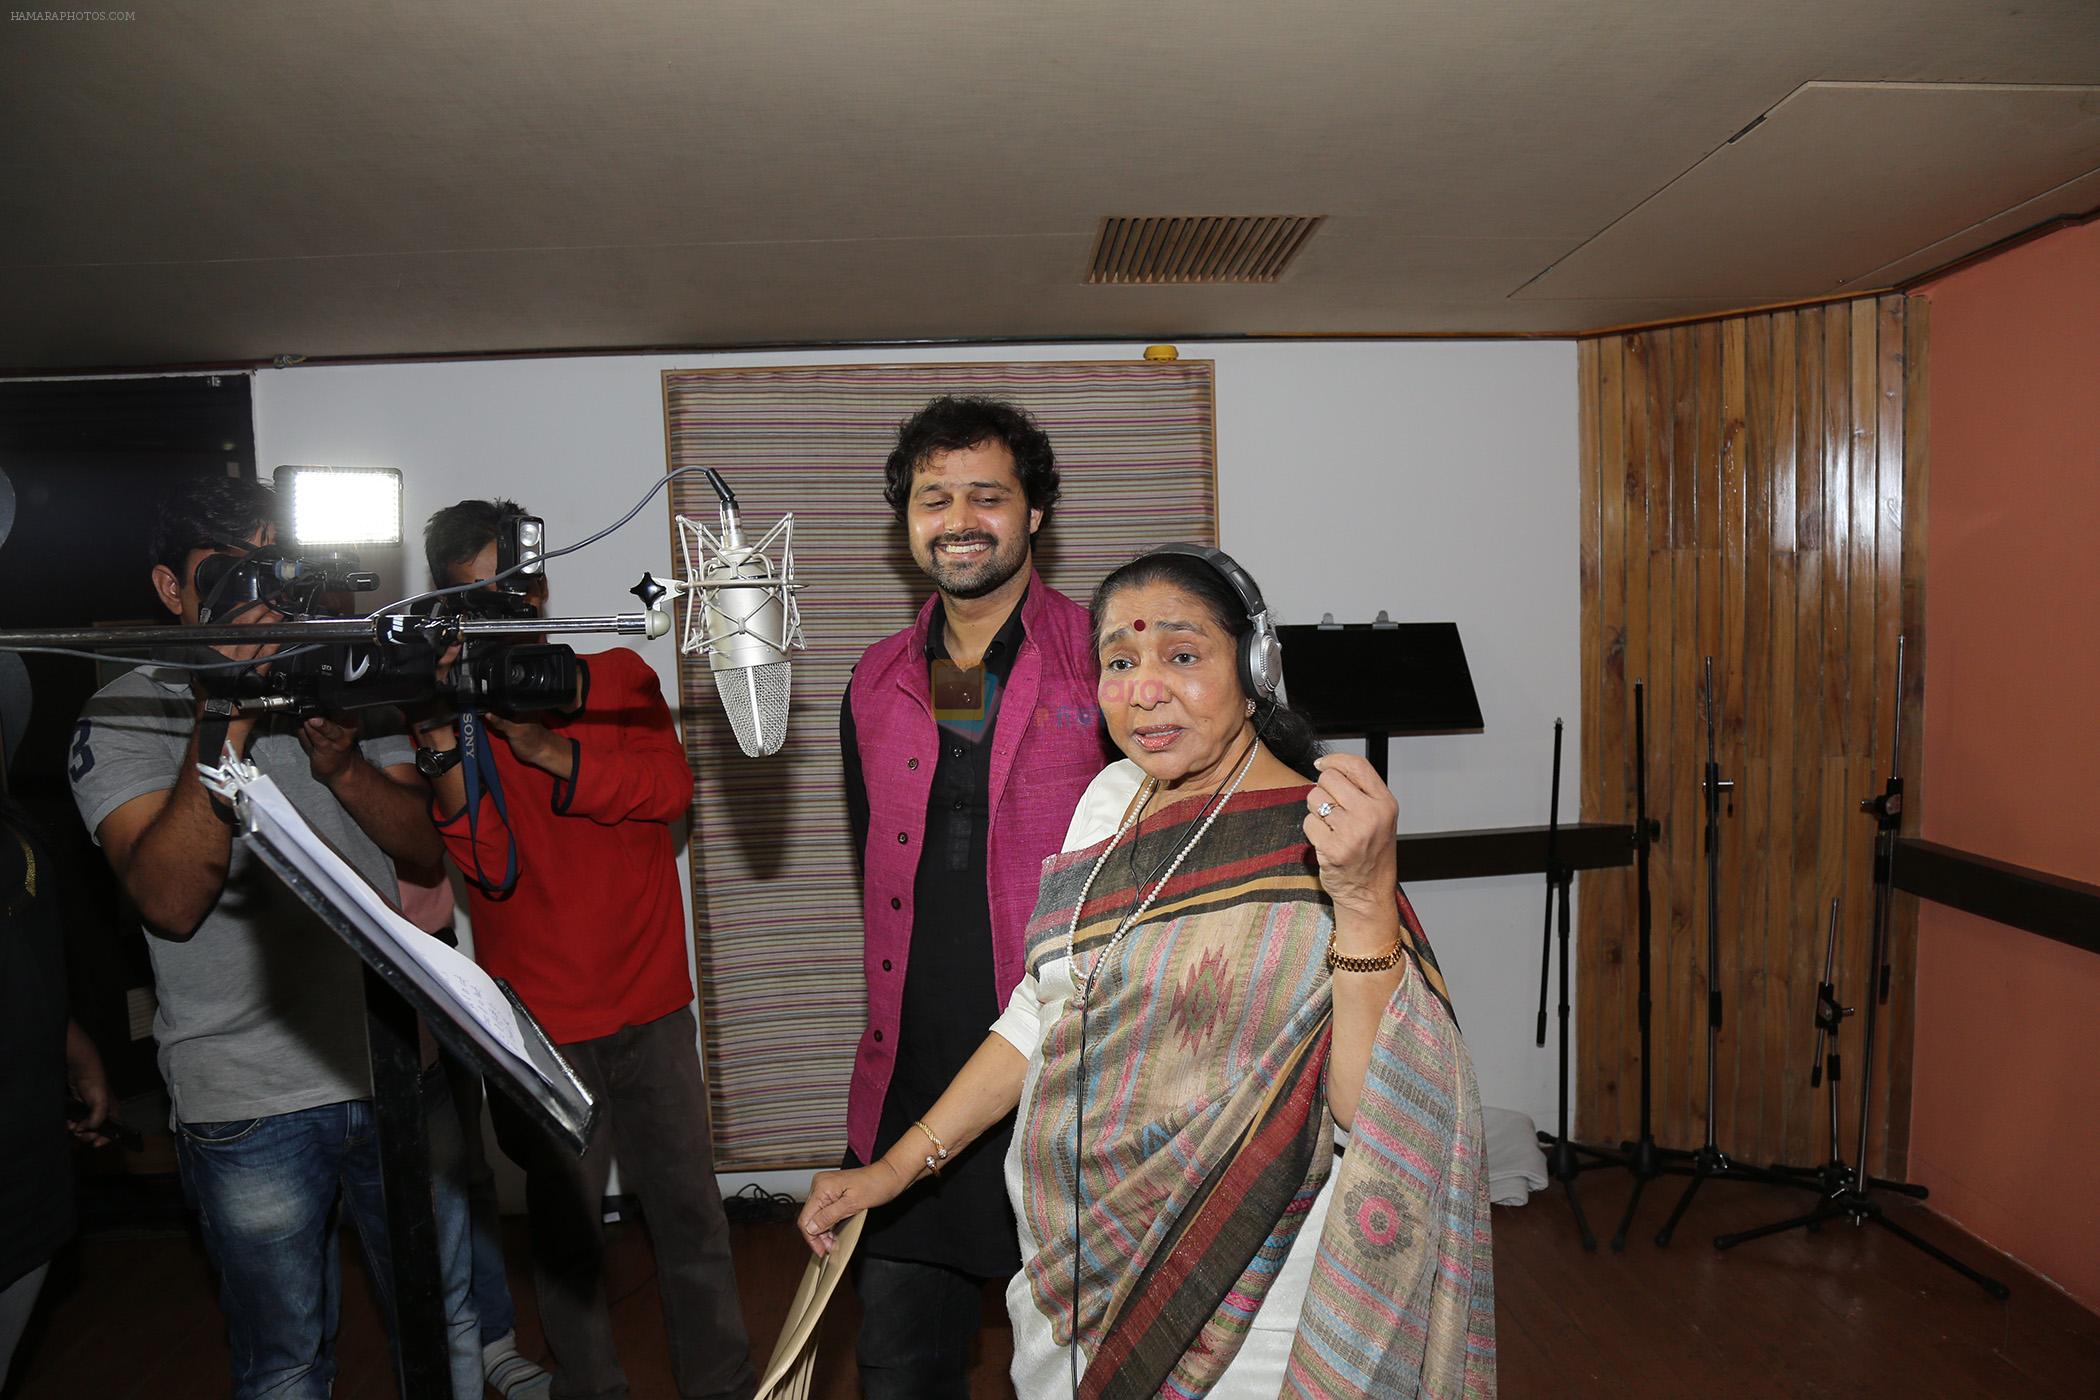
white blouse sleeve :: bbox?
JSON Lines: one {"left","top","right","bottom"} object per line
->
{"left": 1061, "top": 759, "right": 1145, "bottom": 850}
{"left": 988, "top": 761, "right": 1146, "bottom": 1063}
{"left": 990, "top": 973, "right": 1045, "bottom": 1061}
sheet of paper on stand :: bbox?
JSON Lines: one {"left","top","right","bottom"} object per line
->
{"left": 225, "top": 766, "right": 542, "bottom": 1078}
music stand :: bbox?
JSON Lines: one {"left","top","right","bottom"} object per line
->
{"left": 1276, "top": 617, "right": 1483, "bottom": 784}
{"left": 204, "top": 758, "right": 596, "bottom": 1399}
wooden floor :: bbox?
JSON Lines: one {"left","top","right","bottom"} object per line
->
{"left": 10, "top": 1172, "right": 2098, "bottom": 1398}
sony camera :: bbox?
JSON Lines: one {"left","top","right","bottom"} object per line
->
{"left": 195, "top": 521, "right": 579, "bottom": 719}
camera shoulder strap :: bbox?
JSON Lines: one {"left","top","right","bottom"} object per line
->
{"left": 458, "top": 707, "right": 521, "bottom": 897}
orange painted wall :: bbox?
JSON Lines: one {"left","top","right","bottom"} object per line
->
{"left": 1910, "top": 218, "right": 2100, "bottom": 1310}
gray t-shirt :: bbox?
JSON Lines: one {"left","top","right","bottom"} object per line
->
{"left": 69, "top": 663, "right": 416, "bottom": 1125}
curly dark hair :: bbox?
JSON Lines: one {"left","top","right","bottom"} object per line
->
{"left": 882, "top": 396, "right": 1060, "bottom": 527}
{"left": 147, "top": 475, "right": 279, "bottom": 574}
{"left": 1090, "top": 547, "right": 1326, "bottom": 781}
{"left": 424, "top": 498, "right": 533, "bottom": 585}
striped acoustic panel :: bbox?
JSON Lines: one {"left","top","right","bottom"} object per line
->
{"left": 662, "top": 360, "right": 1217, "bottom": 1170}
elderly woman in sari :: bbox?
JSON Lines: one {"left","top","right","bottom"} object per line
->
{"left": 801, "top": 546, "right": 1496, "bottom": 1399}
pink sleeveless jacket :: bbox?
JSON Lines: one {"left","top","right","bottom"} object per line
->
{"left": 844, "top": 573, "right": 1112, "bottom": 1160}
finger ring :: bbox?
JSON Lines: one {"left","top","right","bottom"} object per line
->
{"left": 1317, "top": 801, "right": 1335, "bottom": 819}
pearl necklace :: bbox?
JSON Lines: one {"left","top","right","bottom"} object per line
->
{"left": 1066, "top": 741, "right": 1261, "bottom": 1005}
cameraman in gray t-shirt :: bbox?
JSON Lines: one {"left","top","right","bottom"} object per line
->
{"left": 69, "top": 476, "right": 482, "bottom": 1399}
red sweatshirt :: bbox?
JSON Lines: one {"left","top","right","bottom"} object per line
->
{"left": 434, "top": 647, "right": 696, "bottom": 1045}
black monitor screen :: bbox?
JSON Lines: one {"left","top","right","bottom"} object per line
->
{"left": 1276, "top": 622, "right": 1483, "bottom": 736}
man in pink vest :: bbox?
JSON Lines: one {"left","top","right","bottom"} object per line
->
{"left": 840, "top": 396, "right": 1112, "bottom": 1398}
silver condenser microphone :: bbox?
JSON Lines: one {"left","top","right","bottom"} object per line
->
{"left": 672, "top": 470, "right": 804, "bottom": 757}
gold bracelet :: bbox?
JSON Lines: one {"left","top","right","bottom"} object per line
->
{"left": 1326, "top": 932, "right": 1405, "bottom": 974}
{"left": 913, "top": 1119, "right": 949, "bottom": 1176}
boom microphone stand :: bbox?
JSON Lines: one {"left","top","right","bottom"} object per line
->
{"left": 1604, "top": 681, "right": 1685, "bottom": 1249}
{"left": 1653, "top": 658, "right": 1802, "bottom": 1246}
{"left": 0, "top": 608, "right": 661, "bottom": 655}
{"left": 1532, "top": 684, "right": 1680, "bottom": 1250}
{"left": 1715, "top": 639, "right": 2008, "bottom": 1298}
{"left": 1759, "top": 899, "right": 1863, "bottom": 1195}
{"left": 1533, "top": 719, "right": 1603, "bottom": 1248}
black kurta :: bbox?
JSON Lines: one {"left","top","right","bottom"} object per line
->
{"left": 840, "top": 591, "right": 1029, "bottom": 1278}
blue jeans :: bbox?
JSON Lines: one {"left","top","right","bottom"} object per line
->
{"left": 177, "top": 1074, "right": 480, "bottom": 1400}
{"left": 440, "top": 1053, "right": 516, "bottom": 1345}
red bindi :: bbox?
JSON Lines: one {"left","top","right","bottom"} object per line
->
{"left": 1132, "top": 618, "right": 1146, "bottom": 632}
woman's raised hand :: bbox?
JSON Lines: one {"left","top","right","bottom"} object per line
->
{"left": 797, "top": 1162, "right": 906, "bottom": 1256}
{"left": 1303, "top": 752, "right": 1400, "bottom": 917}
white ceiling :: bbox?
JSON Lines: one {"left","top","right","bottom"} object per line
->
{"left": 3, "top": 1, "right": 2097, "bottom": 369}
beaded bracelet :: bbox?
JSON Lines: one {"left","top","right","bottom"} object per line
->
{"left": 1326, "top": 932, "right": 1405, "bottom": 974}
{"left": 913, "top": 1119, "right": 949, "bottom": 1177}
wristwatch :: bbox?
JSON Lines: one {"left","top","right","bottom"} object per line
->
{"left": 415, "top": 745, "right": 464, "bottom": 780}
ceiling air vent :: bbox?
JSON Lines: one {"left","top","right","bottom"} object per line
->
{"left": 1087, "top": 215, "right": 1324, "bottom": 284}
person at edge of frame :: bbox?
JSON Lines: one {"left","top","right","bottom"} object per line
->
{"left": 417, "top": 496, "right": 757, "bottom": 1400}
{"left": 834, "top": 395, "right": 1115, "bottom": 1399}
{"left": 67, "top": 475, "right": 482, "bottom": 1399}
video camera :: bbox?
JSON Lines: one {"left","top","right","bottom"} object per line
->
{"left": 194, "top": 549, "right": 379, "bottom": 624}
{"left": 195, "top": 516, "right": 581, "bottom": 721}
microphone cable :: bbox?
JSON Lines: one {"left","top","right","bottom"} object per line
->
{"left": 1071, "top": 982, "right": 1088, "bottom": 1400}
{"left": 371, "top": 463, "right": 727, "bottom": 620}
{"left": 1067, "top": 731, "right": 1259, "bottom": 1398}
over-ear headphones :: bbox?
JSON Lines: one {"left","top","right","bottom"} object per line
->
{"left": 1139, "top": 543, "right": 1284, "bottom": 704}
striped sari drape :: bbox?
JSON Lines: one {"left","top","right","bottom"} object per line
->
{"left": 1015, "top": 788, "right": 1497, "bottom": 1398}
{"left": 661, "top": 359, "right": 1216, "bottom": 1170}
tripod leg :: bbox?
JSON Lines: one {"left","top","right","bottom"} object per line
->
{"left": 1714, "top": 1201, "right": 1830, "bottom": 1251}
{"left": 1560, "top": 1175, "right": 1597, "bottom": 1253}
{"left": 1609, "top": 1173, "right": 1650, "bottom": 1253}
{"left": 1654, "top": 1168, "right": 1705, "bottom": 1248}
{"left": 1867, "top": 1210, "right": 2011, "bottom": 1300}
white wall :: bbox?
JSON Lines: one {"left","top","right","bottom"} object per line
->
{"left": 253, "top": 338, "right": 1580, "bottom": 1179}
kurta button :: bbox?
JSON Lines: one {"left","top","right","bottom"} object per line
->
{"left": 873, "top": 1029, "right": 884, "bottom": 1042}
{"left": 882, "top": 959, "right": 893, "bottom": 971}
{"left": 907, "top": 757, "right": 918, "bottom": 770}
{"left": 897, "top": 831, "right": 908, "bottom": 844}
{"left": 889, "top": 896, "right": 901, "bottom": 910}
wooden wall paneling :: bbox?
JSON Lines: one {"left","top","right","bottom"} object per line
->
{"left": 1610, "top": 332, "right": 1652, "bottom": 1147}
{"left": 1576, "top": 295, "right": 1915, "bottom": 1176}
{"left": 1828, "top": 301, "right": 1862, "bottom": 1169}
{"left": 1883, "top": 295, "right": 1929, "bottom": 1179}
{"left": 1672, "top": 332, "right": 1706, "bottom": 1152}
{"left": 1821, "top": 306, "right": 1851, "bottom": 756}
{"left": 1576, "top": 339, "right": 1607, "bottom": 1137}
{"left": 1785, "top": 304, "right": 1828, "bottom": 1169}
{"left": 1846, "top": 297, "right": 1884, "bottom": 1169}
{"left": 1696, "top": 323, "right": 1723, "bottom": 1144}
{"left": 1719, "top": 318, "right": 1755, "bottom": 1149}
{"left": 1652, "top": 326, "right": 1681, "bottom": 1149}
{"left": 1663, "top": 323, "right": 1696, "bottom": 1158}
{"left": 1595, "top": 337, "right": 1632, "bottom": 1142}
{"left": 1694, "top": 318, "right": 1738, "bottom": 1150}
{"left": 1668, "top": 328, "right": 1700, "bottom": 1152}
{"left": 1764, "top": 310, "right": 1803, "bottom": 1161}
{"left": 1740, "top": 314, "right": 1778, "bottom": 1156}
{"left": 1625, "top": 328, "right": 1660, "bottom": 1148}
